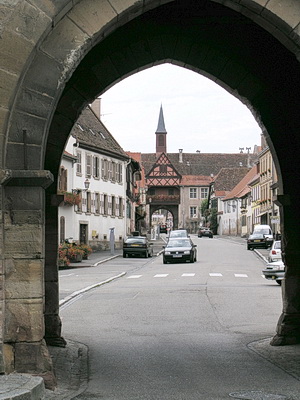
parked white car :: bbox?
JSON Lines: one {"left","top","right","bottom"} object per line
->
{"left": 268, "top": 240, "right": 282, "bottom": 262}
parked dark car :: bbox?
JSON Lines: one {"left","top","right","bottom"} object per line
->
{"left": 247, "top": 233, "right": 268, "bottom": 250}
{"left": 262, "top": 260, "right": 285, "bottom": 285}
{"left": 162, "top": 238, "right": 197, "bottom": 264}
{"left": 198, "top": 227, "right": 213, "bottom": 238}
{"left": 123, "top": 236, "right": 153, "bottom": 258}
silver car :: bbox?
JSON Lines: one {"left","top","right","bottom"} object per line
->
{"left": 262, "top": 260, "right": 285, "bottom": 285}
{"left": 268, "top": 240, "right": 282, "bottom": 262}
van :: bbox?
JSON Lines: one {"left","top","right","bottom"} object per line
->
{"left": 253, "top": 224, "right": 273, "bottom": 247}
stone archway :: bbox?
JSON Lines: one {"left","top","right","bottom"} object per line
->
{"left": 1, "top": 0, "right": 300, "bottom": 380}
{"left": 149, "top": 205, "right": 178, "bottom": 231}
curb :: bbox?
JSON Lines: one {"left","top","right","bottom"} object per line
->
{"left": 59, "top": 272, "right": 126, "bottom": 308}
{"left": 93, "top": 253, "right": 120, "bottom": 266}
{"left": 0, "top": 375, "right": 45, "bottom": 400}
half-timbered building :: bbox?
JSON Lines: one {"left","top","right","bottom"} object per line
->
{"left": 139, "top": 105, "right": 259, "bottom": 233}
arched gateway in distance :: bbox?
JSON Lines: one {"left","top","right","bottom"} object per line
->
{"left": 0, "top": 0, "right": 300, "bottom": 387}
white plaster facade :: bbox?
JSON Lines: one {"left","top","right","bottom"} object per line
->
{"left": 59, "top": 135, "right": 127, "bottom": 249}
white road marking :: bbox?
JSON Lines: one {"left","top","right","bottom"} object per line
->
{"left": 127, "top": 275, "right": 142, "bottom": 279}
{"left": 234, "top": 274, "right": 248, "bottom": 278}
{"left": 181, "top": 273, "right": 196, "bottom": 277}
{"left": 154, "top": 274, "right": 169, "bottom": 278}
{"left": 60, "top": 273, "right": 75, "bottom": 277}
{"left": 209, "top": 273, "right": 223, "bottom": 277}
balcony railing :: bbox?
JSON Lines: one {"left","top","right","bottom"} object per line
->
{"left": 146, "top": 194, "right": 180, "bottom": 204}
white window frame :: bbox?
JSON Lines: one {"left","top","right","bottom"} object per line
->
{"left": 190, "top": 206, "right": 197, "bottom": 218}
{"left": 190, "top": 188, "right": 197, "bottom": 199}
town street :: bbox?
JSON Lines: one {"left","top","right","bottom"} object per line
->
{"left": 58, "top": 237, "right": 299, "bottom": 399}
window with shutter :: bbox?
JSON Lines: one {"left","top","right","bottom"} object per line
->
{"left": 86, "top": 191, "right": 91, "bottom": 213}
{"left": 111, "top": 196, "right": 116, "bottom": 216}
{"left": 86, "top": 154, "right": 92, "bottom": 177}
{"left": 95, "top": 193, "right": 100, "bottom": 214}
{"left": 93, "top": 156, "right": 100, "bottom": 178}
{"left": 76, "top": 151, "right": 82, "bottom": 175}
{"left": 104, "top": 194, "right": 108, "bottom": 215}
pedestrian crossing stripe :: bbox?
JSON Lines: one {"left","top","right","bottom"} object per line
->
{"left": 126, "top": 273, "right": 252, "bottom": 279}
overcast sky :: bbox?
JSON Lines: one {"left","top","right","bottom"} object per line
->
{"left": 100, "top": 63, "right": 262, "bottom": 154}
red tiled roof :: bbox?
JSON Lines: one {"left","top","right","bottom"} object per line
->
{"left": 223, "top": 165, "right": 258, "bottom": 200}
{"left": 180, "top": 175, "right": 213, "bottom": 186}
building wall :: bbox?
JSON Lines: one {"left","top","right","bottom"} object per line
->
{"left": 59, "top": 137, "right": 127, "bottom": 250}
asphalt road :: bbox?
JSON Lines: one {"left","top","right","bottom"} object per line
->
{"left": 59, "top": 236, "right": 299, "bottom": 400}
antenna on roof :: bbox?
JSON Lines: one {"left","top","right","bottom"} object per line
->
{"left": 239, "top": 147, "right": 244, "bottom": 153}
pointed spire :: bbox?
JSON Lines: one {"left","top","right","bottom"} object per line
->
{"left": 155, "top": 104, "right": 167, "bottom": 156}
{"left": 156, "top": 104, "right": 167, "bottom": 134}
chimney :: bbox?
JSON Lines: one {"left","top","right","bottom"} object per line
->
{"left": 179, "top": 149, "right": 183, "bottom": 163}
{"left": 91, "top": 98, "right": 101, "bottom": 120}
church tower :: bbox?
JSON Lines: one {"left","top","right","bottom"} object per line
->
{"left": 155, "top": 104, "right": 167, "bottom": 156}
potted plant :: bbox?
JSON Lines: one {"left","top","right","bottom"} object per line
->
{"left": 58, "top": 191, "right": 81, "bottom": 206}
{"left": 79, "top": 244, "right": 92, "bottom": 260}
{"left": 58, "top": 245, "right": 70, "bottom": 267}
{"left": 67, "top": 246, "right": 84, "bottom": 262}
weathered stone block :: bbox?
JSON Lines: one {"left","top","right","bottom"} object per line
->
{"left": 29, "top": 0, "right": 69, "bottom": 19}
{"left": 7, "top": 1, "right": 51, "bottom": 43}
{"left": 9, "top": 111, "right": 47, "bottom": 145}
{"left": 24, "top": 50, "right": 64, "bottom": 98}
{"left": 109, "top": 0, "right": 138, "bottom": 15}
{"left": 45, "top": 281, "right": 59, "bottom": 314}
{"left": 0, "top": 70, "right": 18, "bottom": 109}
{"left": 5, "top": 186, "right": 43, "bottom": 210}
{"left": 41, "top": 16, "right": 89, "bottom": 64}
{"left": 0, "top": 30, "right": 33, "bottom": 74}
{"left": 5, "top": 210, "right": 43, "bottom": 225}
{"left": 15, "top": 340, "right": 52, "bottom": 372}
{"left": 4, "top": 225, "right": 43, "bottom": 258}
{"left": 4, "top": 298, "right": 44, "bottom": 342}
{"left": 3, "top": 343, "right": 14, "bottom": 373}
{"left": 266, "top": 0, "right": 300, "bottom": 29}
{"left": 68, "top": 0, "right": 116, "bottom": 38}
{"left": 5, "top": 258, "right": 43, "bottom": 299}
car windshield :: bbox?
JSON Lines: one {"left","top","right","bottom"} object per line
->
{"left": 126, "top": 238, "right": 145, "bottom": 244}
{"left": 255, "top": 229, "right": 271, "bottom": 235}
{"left": 250, "top": 233, "right": 264, "bottom": 239}
{"left": 167, "top": 239, "right": 191, "bottom": 248}
{"left": 274, "top": 241, "right": 281, "bottom": 249}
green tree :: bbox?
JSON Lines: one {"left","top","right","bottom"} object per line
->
{"left": 199, "top": 198, "right": 208, "bottom": 217}
{"left": 208, "top": 207, "right": 218, "bottom": 234}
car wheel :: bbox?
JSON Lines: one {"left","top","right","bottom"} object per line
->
{"left": 144, "top": 251, "right": 148, "bottom": 258}
{"left": 247, "top": 245, "right": 251, "bottom": 250}
{"left": 163, "top": 257, "right": 167, "bottom": 264}
{"left": 190, "top": 255, "right": 194, "bottom": 263}
{"left": 123, "top": 252, "right": 127, "bottom": 258}
{"left": 276, "top": 280, "right": 282, "bottom": 285}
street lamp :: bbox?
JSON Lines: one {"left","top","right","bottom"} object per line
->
{"left": 84, "top": 178, "right": 90, "bottom": 191}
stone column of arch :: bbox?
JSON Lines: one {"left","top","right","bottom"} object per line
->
{"left": 0, "top": 170, "right": 56, "bottom": 388}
